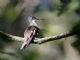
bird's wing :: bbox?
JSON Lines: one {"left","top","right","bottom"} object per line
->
{"left": 20, "top": 28, "right": 36, "bottom": 50}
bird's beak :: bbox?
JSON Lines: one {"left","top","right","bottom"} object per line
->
{"left": 36, "top": 18, "right": 46, "bottom": 20}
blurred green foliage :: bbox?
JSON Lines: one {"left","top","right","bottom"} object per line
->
{"left": 0, "top": 0, "right": 80, "bottom": 60}
{"left": 3, "top": 5, "right": 17, "bottom": 22}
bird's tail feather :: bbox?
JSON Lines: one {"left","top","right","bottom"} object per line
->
{"left": 20, "top": 42, "right": 28, "bottom": 50}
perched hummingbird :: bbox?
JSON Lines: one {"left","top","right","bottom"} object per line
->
{"left": 20, "top": 16, "right": 40, "bottom": 50}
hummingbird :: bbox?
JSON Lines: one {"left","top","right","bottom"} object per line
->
{"left": 20, "top": 16, "right": 40, "bottom": 50}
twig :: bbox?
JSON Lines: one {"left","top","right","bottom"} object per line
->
{"left": 0, "top": 31, "right": 24, "bottom": 42}
{"left": 0, "top": 31, "right": 75, "bottom": 44}
{"left": 34, "top": 32, "right": 75, "bottom": 44}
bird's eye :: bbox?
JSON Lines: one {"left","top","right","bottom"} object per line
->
{"left": 32, "top": 16, "right": 37, "bottom": 19}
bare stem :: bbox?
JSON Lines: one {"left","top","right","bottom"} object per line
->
{"left": 0, "top": 31, "right": 75, "bottom": 44}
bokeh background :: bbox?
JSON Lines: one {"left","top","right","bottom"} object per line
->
{"left": 0, "top": 0, "right": 80, "bottom": 60}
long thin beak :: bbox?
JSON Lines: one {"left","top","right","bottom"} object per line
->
{"left": 36, "top": 18, "right": 46, "bottom": 20}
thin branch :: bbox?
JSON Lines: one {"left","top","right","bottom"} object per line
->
{"left": 0, "top": 31, "right": 75, "bottom": 44}
{"left": 34, "top": 32, "right": 75, "bottom": 44}
{"left": 0, "top": 31, "right": 24, "bottom": 42}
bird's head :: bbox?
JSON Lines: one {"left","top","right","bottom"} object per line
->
{"left": 28, "top": 16, "right": 39, "bottom": 26}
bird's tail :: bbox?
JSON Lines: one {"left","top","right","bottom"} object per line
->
{"left": 20, "top": 42, "right": 29, "bottom": 50}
